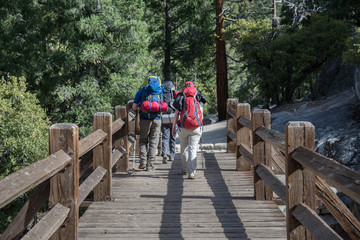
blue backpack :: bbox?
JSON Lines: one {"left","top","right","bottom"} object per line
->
{"left": 140, "top": 75, "right": 168, "bottom": 119}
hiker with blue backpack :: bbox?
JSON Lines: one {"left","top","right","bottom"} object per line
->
{"left": 132, "top": 75, "right": 168, "bottom": 171}
{"left": 172, "top": 81, "right": 207, "bottom": 179}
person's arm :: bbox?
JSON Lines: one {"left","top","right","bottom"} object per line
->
{"left": 132, "top": 89, "right": 142, "bottom": 111}
{"left": 172, "top": 110, "right": 179, "bottom": 137}
{"left": 132, "top": 103, "right": 138, "bottom": 111}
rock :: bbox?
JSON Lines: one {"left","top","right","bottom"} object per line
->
{"left": 311, "top": 60, "right": 356, "bottom": 100}
{"left": 203, "top": 114, "right": 218, "bottom": 125}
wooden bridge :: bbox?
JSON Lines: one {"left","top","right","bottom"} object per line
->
{"left": 0, "top": 99, "right": 360, "bottom": 240}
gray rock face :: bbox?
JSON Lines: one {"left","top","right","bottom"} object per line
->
{"left": 355, "top": 65, "right": 360, "bottom": 100}
{"left": 203, "top": 114, "right": 218, "bottom": 125}
{"left": 271, "top": 91, "right": 360, "bottom": 221}
{"left": 271, "top": 91, "right": 360, "bottom": 172}
{"left": 311, "top": 61, "right": 357, "bottom": 100}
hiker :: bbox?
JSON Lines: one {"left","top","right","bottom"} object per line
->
{"left": 161, "top": 80, "right": 179, "bottom": 163}
{"left": 132, "top": 74, "right": 168, "bottom": 171}
{"left": 172, "top": 81, "right": 206, "bottom": 179}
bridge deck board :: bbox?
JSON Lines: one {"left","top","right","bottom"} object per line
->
{"left": 79, "top": 152, "right": 286, "bottom": 239}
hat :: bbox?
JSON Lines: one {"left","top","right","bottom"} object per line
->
{"left": 184, "top": 81, "right": 194, "bottom": 88}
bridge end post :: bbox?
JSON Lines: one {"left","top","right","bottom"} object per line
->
{"left": 93, "top": 112, "right": 112, "bottom": 201}
{"left": 226, "top": 98, "right": 238, "bottom": 153}
{"left": 49, "top": 124, "right": 79, "bottom": 240}
{"left": 285, "top": 121, "right": 315, "bottom": 240}
{"left": 236, "top": 103, "right": 252, "bottom": 171}
{"left": 252, "top": 109, "right": 272, "bottom": 200}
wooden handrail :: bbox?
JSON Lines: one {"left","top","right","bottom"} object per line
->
{"left": 238, "top": 144, "right": 253, "bottom": 166}
{"left": 79, "top": 166, "right": 107, "bottom": 205}
{"left": 0, "top": 150, "right": 71, "bottom": 209}
{"left": 292, "top": 146, "right": 360, "bottom": 204}
{"left": 0, "top": 104, "right": 137, "bottom": 240}
{"left": 271, "top": 146, "right": 285, "bottom": 174}
{"left": 226, "top": 99, "right": 360, "bottom": 240}
{"left": 238, "top": 116, "right": 252, "bottom": 130}
{"left": 112, "top": 146, "right": 126, "bottom": 168}
{"left": 0, "top": 181, "right": 49, "bottom": 240}
{"left": 256, "top": 163, "right": 286, "bottom": 202}
{"left": 254, "top": 126, "right": 286, "bottom": 153}
{"left": 227, "top": 108, "right": 236, "bottom": 119}
{"left": 112, "top": 118, "right": 125, "bottom": 135}
{"left": 315, "top": 176, "right": 360, "bottom": 239}
{"left": 79, "top": 129, "right": 107, "bottom": 157}
{"left": 21, "top": 203, "right": 70, "bottom": 240}
{"left": 292, "top": 203, "right": 342, "bottom": 240}
{"left": 227, "top": 129, "right": 236, "bottom": 143}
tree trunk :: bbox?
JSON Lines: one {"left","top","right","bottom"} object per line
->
{"left": 215, "top": 0, "right": 228, "bottom": 121}
{"left": 164, "top": 0, "right": 171, "bottom": 82}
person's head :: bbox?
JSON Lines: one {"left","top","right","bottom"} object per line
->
{"left": 184, "top": 81, "right": 194, "bottom": 88}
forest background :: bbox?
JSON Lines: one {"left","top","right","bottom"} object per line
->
{"left": 0, "top": 0, "right": 360, "bottom": 232}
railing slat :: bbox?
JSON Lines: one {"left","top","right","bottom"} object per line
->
{"left": 271, "top": 146, "right": 285, "bottom": 174}
{"left": 227, "top": 130, "right": 236, "bottom": 143}
{"left": 256, "top": 163, "right": 286, "bottom": 202}
{"left": 255, "top": 126, "right": 286, "bottom": 153}
{"left": 238, "top": 144, "right": 254, "bottom": 166}
{"left": 79, "top": 166, "right": 107, "bottom": 205}
{"left": 111, "top": 118, "right": 125, "bottom": 135}
{"left": 79, "top": 129, "right": 107, "bottom": 157}
{"left": 227, "top": 108, "right": 236, "bottom": 119}
{"left": 238, "top": 116, "right": 252, "bottom": 130}
{"left": 21, "top": 203, "right": 70, "bottom": 240}
{"left": 0, "top": 181, "right": 49, "bottom": 240}
{"left": 292, "top": 203, "right": 342, "bottom": 240}
{"left": 292, "top": 146, "right": 360, "bottom": 204}
{"left": 80, "top": 151, "right": 93, "bottom": 178}
{"left": 0, "top": 150, "right": 71, "bottom": 209}
{"left": 112, "top": 147, "right": 126, "bottom": 168}
{"left": 316, "top": 176, "right": 360, "bottom": 240}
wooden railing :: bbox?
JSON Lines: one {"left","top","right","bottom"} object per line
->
{"left": 226, "top": 98, "right": 360, "bottom": 240}
{"left": 0, "top": 103, "right": 138, "bottom": 240}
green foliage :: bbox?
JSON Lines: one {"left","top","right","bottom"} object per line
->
{"left": 226, "top": 14, "right": 351, "bottom": 104}
{"left": 0, "top": 76, "right": 49, "bottom": 178}
{"left": 0, "top": 0, "right": 154, "bottom": 134}
{"left": 343, "top": 27, "right": 360, "bottom": 64}
{"left": 0, "top": 76, "right": 49, "bottom": 233}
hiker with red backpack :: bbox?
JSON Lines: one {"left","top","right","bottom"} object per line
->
{"left": 132, "top": 74, "right": 168, "bottom": 171}
{"left": 172, "top": 81, "right": 207, "bottom": 179}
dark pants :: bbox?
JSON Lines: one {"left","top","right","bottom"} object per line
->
{"left": 139, "top": 119, "right": 161, "bottom": 167}
{"left": 161, "top": 123, "right": 176, "bottom": 160}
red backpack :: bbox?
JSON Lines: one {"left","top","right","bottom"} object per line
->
{"left": 179, "top": 82, "right": 203, "bottom": 129}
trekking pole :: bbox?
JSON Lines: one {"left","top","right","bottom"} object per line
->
{"left": 200, "top": 127, "right": 204, "bottom": 168}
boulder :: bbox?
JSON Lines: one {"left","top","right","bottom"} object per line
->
{"left": 203, "top": 114, "right": 218, "bottom": 125}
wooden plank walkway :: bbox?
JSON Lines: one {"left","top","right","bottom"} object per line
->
{"left": 78, "top": 152, "right": 286, "bottom": 239}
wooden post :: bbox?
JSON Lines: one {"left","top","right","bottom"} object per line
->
{"left": 115, "top": 106, "right": 129, "bottom": 172}
{"left": 252, "top": 109, "right": 272, "bottom": 200}
{"left": 226, "top": 98, "right": 238, "bottom": 153}
{"left": 93, "top": 112, "right": 112, "bottom": 201}
{"left": 285, "top": 122, "right": 315, "bottom": 240}
{"left": 49, "top": 124, "right": 79, "bottom": 240}
{"left": 236, "top": 103, "right": 252, "bottom": 171}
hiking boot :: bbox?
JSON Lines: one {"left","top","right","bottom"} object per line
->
{"left": 188, "top": 173, "right": 195, "bottom": 179}
{"left": 146, "top": 165, "right": 155, "bottom": 172}
{"left": 162, "top": 156, "right": 168, "bottom": 164}
{"left": 138, "top": 164, "right": 146, "bottom": 170}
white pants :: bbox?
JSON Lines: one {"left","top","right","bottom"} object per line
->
{"left": 178, "top": 127, "right": 202, "bottom": 175}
